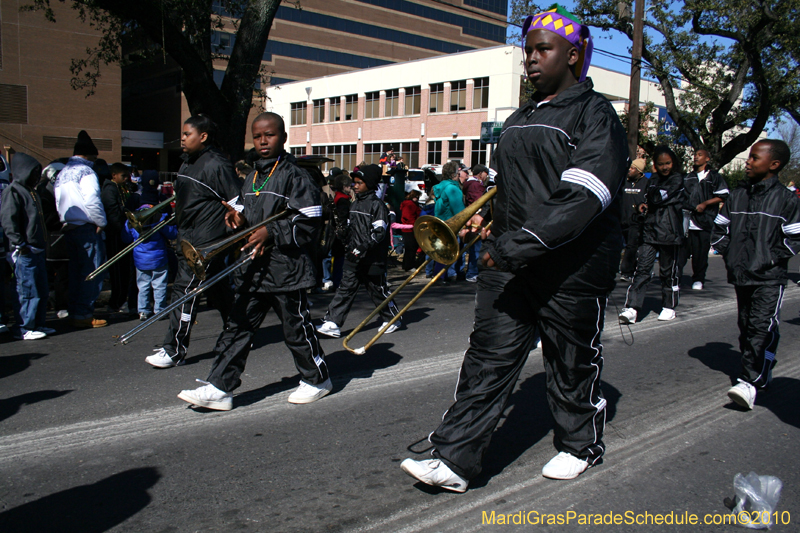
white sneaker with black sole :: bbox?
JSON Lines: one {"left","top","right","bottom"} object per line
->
{"left": 380, "top": 321, "right": 401, "bottom": 334}
{"left": 178, "top": 379, "right": 232, "bottom": 411}
{"left": 316, "top": 321, "right": 341, "bottom": 338}
{"left": 145, "top": 347, "right": 184, "bottom": 368}
{"left": 619, "top": 308, "right": 637, "bottom": 324}
{"left": 658, "top": 308, "right": 676, "bottom": 321}
{"left": 727, "top": 380, "right": 756, "bottom": 410}
{"left": 692, "top": 281, "right": 703, "bottom": 290}
{"left": 400, "top": 458, "right": 468, "bottom": 492}
{"left": 288, "top": 378, "right": 332, "bottom": 404}
{"left": 541, "top": 452, "right": 590, "bottom": 480}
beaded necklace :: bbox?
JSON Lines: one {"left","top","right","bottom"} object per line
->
{"left": 252, "top": 156, "right": 281, "bottom": 196}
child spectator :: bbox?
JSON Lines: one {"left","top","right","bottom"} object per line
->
{"left": 619, "top": 146, "right": 686, "bottom": 323}
{"left": 0, "top": 154, "right": 53, "bottom": 340}
{"left": 317, "top": 164, "right": 401, "bottom": 338}
{"left": 712, "top": 139, "right": 798, "bottom": 409}
{"left": 122, "top": 205, "right": 177, "bottom": 320}
{"left": 400, "top": 189, "right": 423, "bottom": 271}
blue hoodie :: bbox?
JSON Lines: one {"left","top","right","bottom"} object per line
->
{"left": 122, "top": 207, "right": 177, "bottom": 270}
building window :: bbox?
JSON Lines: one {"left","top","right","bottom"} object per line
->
{"left": 385, "top": 89, "right": 399, "bottom": 117}
{"left": 345, "top": 94, "right": 358, "bottom": 121}
{"left": 448, "top": 140, "right": 465, "bottom": 161}
{"left": 330, "top": 97, "right": 341, "bottom": 122}
{"left": 473, "top": 77, "right": 489, "bottom": 109}
{"left": 427, "top": 141, "right": 442, "bottom": 165}
{"left": 404, "top": 86, "right": 421, "bottom": 115}
{"left": 313, "top": 99, "right": 325, "bottom": 123}
{"left": 290, "top": 102, "right": 307, "bottom": 126}
{"left": 450, "top": 80, "right": 467, "bottom": 111}
{"left": 470, "top": 140, "right": 487, "bottom": 166}
{"left": 365, "top": 92, "right": 380, "bottom": 119}
{"left": 0, "top": 84, "right": 28, "bottom": 124}
{"left": 311, "top": 144, "right": 358, "bottom": 172}
{"left": 429, "top": 83, "right": 444, "bottom": 113}
{"left": 364, "top": 143, "right": 382, "bottom": 164}
{"left": 291, "top": 146, "right": 306, "bottom": 157}
{"left": 399, "top": 141, "right": 420, "bottom": 169}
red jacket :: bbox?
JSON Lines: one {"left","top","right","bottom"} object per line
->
{"left": 462, "top": 177, "right": 486, "bottom": 206}
{"left": 400, "top": 199, "right": 421, "bottom": 232}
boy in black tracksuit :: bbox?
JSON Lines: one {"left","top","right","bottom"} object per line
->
{"left": 178, "top": 112, "right": 330, "bottom": 410}
{"left": 620, "top": 146, "right": 686, "bottom": 323}
{"left": 712, "top": 139, "right": 798, "bottom": 410}
{"left": 678, "top": 149, "right": 729, "bottom": 289}
{"left": 317, "top": 164, "right": 400, "bottom": 339}
{"left": 401, "top": 7, "right": 628, "bottom": 491}
{"left": 145, "top": 116, "right": 241, "bottom": 368}
{"left": 317, "top": 165, "right": 400, "bottom": 337}
{"left": 619, "top": 159, "right": 648, "bottom": 280}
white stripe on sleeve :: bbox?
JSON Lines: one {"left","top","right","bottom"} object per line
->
{"left": 782, "top": 222, "right": 800, "bottom": 235}
{"left": 372, "top": 220, "right": 387, "bottom": 229}
{"left": 298, "top": 205, "right": 322, "bottom": 217}
{"left": 714, "top": 214, "right": 730, "bottom": 225}
{"left": 561, "top": 168, "right": 612, "bottom": 210}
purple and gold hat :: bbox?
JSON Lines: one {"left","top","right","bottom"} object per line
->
{"left": 522, "top": 4, "right": 593, "bottom": 82}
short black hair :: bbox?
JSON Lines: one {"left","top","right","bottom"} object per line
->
{"left": 110, "top": 162, "right": 129, "bottom": 176}
{"left": 652, "top": 145, "right": 683, "bottom": 174}
{"left": 756, "top": 139, "right": 791, "bottom": 172}
{"left": 332, "top": 173, "right": 351, "bottom": 192}
{"left": 184, "top": 114, "right": 218, "bottom": 145}
{"left": 252, "top": 112, "right": 286, "bottom": 134}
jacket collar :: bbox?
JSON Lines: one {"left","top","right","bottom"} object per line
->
{"left": 528, "top": 79, "right": 594, "bottom": 110}
{"left": 181, "top": 145, "right": 212, "bottom": 164}
{"left": 254, "top": 151, "right": 287, "bottom": 173}
{"left": 750, "top": 175, "right": 780, "bottom": 194}
{"left": 356, "top": 190, "right": 375, "bottom": 200}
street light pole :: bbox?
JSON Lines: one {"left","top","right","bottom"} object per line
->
{"left": 627, "top": 0, "right": 644, "bottom": 160}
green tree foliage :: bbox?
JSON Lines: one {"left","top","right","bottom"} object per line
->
{"left": 23, "top": 0, "right": 285, "bottom": 160}
{"left": 573, "top": 0, "right": 799, "bottom": 170}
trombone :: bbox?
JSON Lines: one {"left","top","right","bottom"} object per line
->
{"left": 116, "top": 209, "right": 287, "bottom": 344}
{"left": 86, "top": 195, "right": 176, "bottom": 281}
{"left": 342, "top": 187, "right": 497, "bottom": 354}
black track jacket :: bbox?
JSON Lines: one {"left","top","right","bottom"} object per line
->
{"left": 174, "top": 146, "right": 241, "bottom": 249}
{"left": 712, "top": 176, "right": 800, "bottom": 286}
{"left": 621, "top": 175, "right": 648, "bottom": 228}
{"left": 234, "top": 153, "right": 322, "bottom": 293}
{"left": 345, "top": 189, "right": 389, "bottom": 274}
{"left": 642, "top": 171, "right": 686, "bottom": 245}
{"left": 486, "top": 79, "right": 628, "bottom": 294}
{"left": 684, "top": 168, "right": 729, "bottom": 232}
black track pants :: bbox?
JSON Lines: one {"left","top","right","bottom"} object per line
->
{"left": 619, "top": 225, "right": 642, "bottom": 277}
{"left": 206, "top": 289, "right": 327, "bottom": 393}
{"left": 323, "top": 267, "right": 399, "bottom": 327}
{"left": 161, "top": 254, "right": 233, "bottom": 361}
{"left": 430, "top": 269, "right": 608, "bottom": 480}
{"left": 624, "top": 243, "right": 680, "bottom": 311}
{"left": 736, "top": 284, "right": 782, "bottom": 389}
{"left": 678, "top": 230, "right": 712, "bottom": 283}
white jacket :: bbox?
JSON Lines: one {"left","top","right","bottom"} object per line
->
{"left": 54, "top": 156, "right": 107, "bottom": 227}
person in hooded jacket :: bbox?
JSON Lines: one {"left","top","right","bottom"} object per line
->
{"left": 177, "top": 112, "right": 330, "bottom": 410}
{"left": 619, "top": 146, "right": 687, "bottom": 324}
{"left": 36, "top": 162, "right": 70, "bottom": 318}
{"left": 0, "top": 154, "right": 53, "bottom": 340}
{"left": 317, "top": 164, "right": 401, "bottom": 339}
{"left": 144, "top": 115, "right": 241, "bottom": 369}
{"left": 712, "top": 139, "right": 799, "bottom": 410}
{"left": 432, "top": 161, "right": 465, "bottom": 282}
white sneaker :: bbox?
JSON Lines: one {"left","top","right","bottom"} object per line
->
{"left": 380, "top": 320, "right": 401, "bottom": 334}
{"left": 145, "top": 348, "right": 184, "bottom": 368}
{"left": 322, "top": 281, "right": 334, "bottom": 291}
{"left": 400, "top": 458, "right": 468, "bottom": 493}
{"left": 619, "top": 308, "right": 637, "bottom": 324}
{"left": 57, "top": 310, "right": 69, "bottom": 319}
{"left": 692, "top": 281, "right": 703, "bottom": 290}
{"left": 178, "top": 379, "right": 232, "bottom": 411}
{"left": 316, "top": 321, "right": 341, "bottom": 338}
{"left": 288, "top": 378, "right": 332, "bottom": 404}
{"left": 37, "top": 327, "right": 56, "bottom": 335}
{"left": 541, "top": 452, "right": 590, "bottom": 480}
{"left": 727, "top": 380, "right": 756, "bottom": 410}
{"left": 658, "top": 308, "right": 676, "bottom": 321}
{"left": 0, "top": 324, "right": 8, "bottom": 334}
{"left": 15, "top": 330, "right": 47, "bottom": 340}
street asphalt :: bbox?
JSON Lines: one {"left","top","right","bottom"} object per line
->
{"left": 0, "top": 254, "right": 798, "bottom": 532}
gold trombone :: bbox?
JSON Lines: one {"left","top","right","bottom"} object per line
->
{"left": 342, "top": 187, "right": 497, "bottom": 354}
{"left": 85, "top": 195, "right": 176, "bottom": 281}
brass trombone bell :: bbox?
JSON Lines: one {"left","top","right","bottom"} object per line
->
{"left": 125, "top": 194, "right": 176, "bottom": 232}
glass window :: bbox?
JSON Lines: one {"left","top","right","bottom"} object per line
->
{"left": 290, "top": 102, "right": 307, "bottom": 126}
{"left": 448, "top": 140, "right": 465, "bottom": 161}
{"left": 364, "top": 143, "right": 382, "bottom": 164}
{"left": 427, "top": 141, "right": 442, "bottom": 165}
{"left": 365, "top": 92, "right": 380, "bottom": 119}
{"left": 450, "top": 80, "right": 467, "bottom": 112}
{"left": 404, "top": 86, "right": 421, "bottom": 116}
{"left": 345, "top": 94, "right": 358, "bottom": 121}
{"left": 291, "top": 146, "right": 306, "bottom": 157}
{"left": 429, "top": 83, "right": 444, "bottom": 113}
{"left": 399, "top": 141, "right": 420, "bottom": 169}
{"left": 313, "top": 99, "right": 325, "bottom": 123}
{"left": 309, "top": 144, "right": 358, "bottom": 172}
{"left": 385, "top": 89, "right": 399, "bottom": 117}
{"left": 330, "top": 97, "right": 341, "bottom": 122}
{"left": 470, "top": 140, "right": 487, "bottom": 166}
{"left": 473, "top": 77, "right": 489, "bottom": 109}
